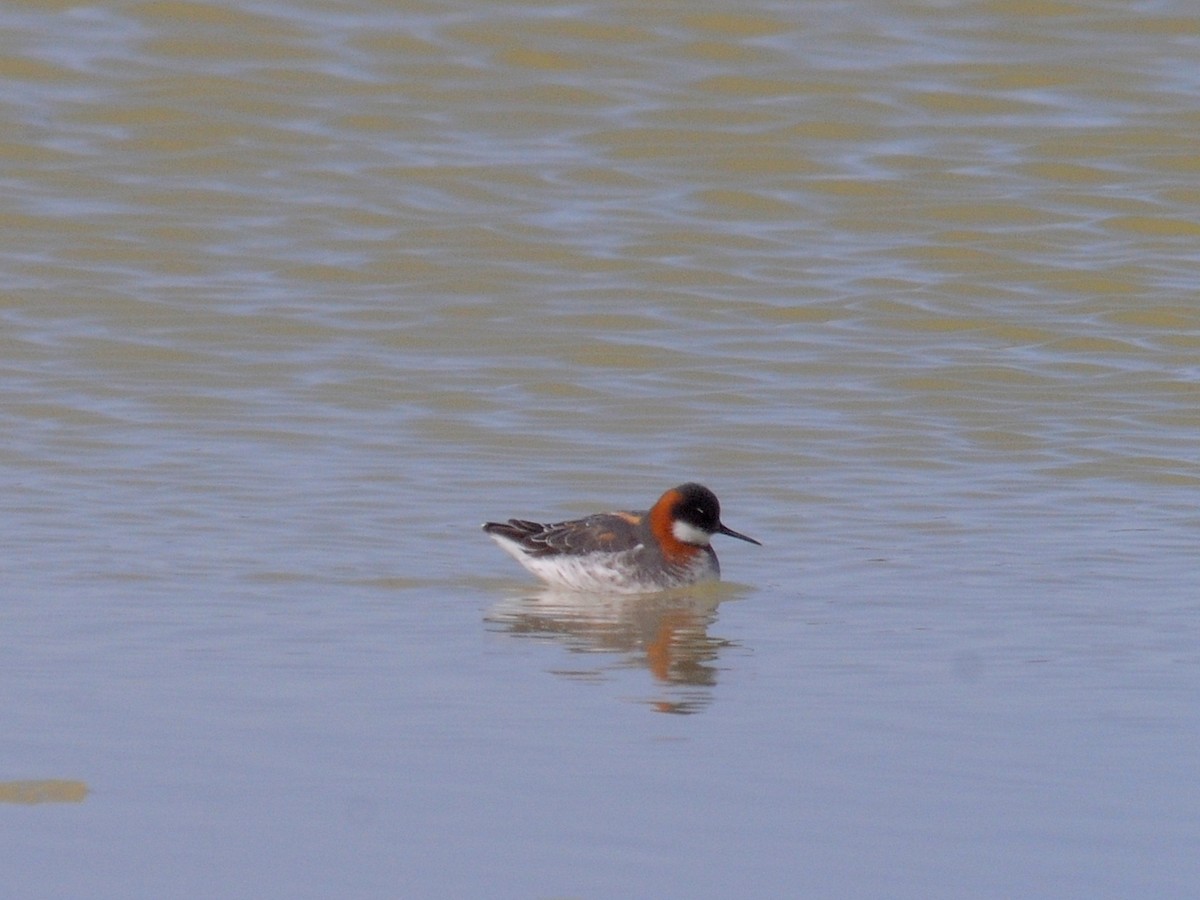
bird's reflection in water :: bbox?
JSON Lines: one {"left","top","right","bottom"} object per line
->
{"left": 487, "top": 584, "right": 747, "bottom": 715}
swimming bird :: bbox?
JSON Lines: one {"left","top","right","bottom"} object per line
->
{"left": 483, "top": 483, "right": 760, "bottom": 593}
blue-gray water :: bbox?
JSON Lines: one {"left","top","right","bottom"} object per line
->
{"left": 2, "top": 1, "right": 1198, "bottom": 897}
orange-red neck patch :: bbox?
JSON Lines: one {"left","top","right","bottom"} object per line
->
{"left": 648, "top": 488, "right": 698, "bottom": 564}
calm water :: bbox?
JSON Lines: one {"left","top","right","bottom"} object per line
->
{"left": 3, "top": 0, "right": 1199, "bottom": 897}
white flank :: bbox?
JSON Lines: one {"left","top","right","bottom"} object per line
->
{"left": 487, "top": 533, "right": 717, "bottom": 594}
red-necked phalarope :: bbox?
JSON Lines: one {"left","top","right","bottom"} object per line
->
{"left": 483, "top": 483, "right": 760, "bottom": 593}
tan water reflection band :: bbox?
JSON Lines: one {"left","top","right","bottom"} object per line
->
{"left": 0, "top": 780, "right": 89, "bottom": 804}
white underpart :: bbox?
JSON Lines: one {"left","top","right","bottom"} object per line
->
{"left": 671, "top": 519, "right": 712, "bottom": 546}
{"left": 487, "top": 533, "right": 717, "bottom": 594}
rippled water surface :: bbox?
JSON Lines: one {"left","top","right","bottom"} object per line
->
{"left": 3, "top": 1, "right": 1199, "bottom": 897}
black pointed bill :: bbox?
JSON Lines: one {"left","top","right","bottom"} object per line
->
{"left": 718, "top": 522, "right": 761, "bottom": 546}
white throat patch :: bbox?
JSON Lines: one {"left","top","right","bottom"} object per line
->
{"left": 672, "top": 519, "right": 712, "bottom": 546}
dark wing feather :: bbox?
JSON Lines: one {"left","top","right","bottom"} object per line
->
{"left": 483, "top": 511, "right": 645, "bottom": 557}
